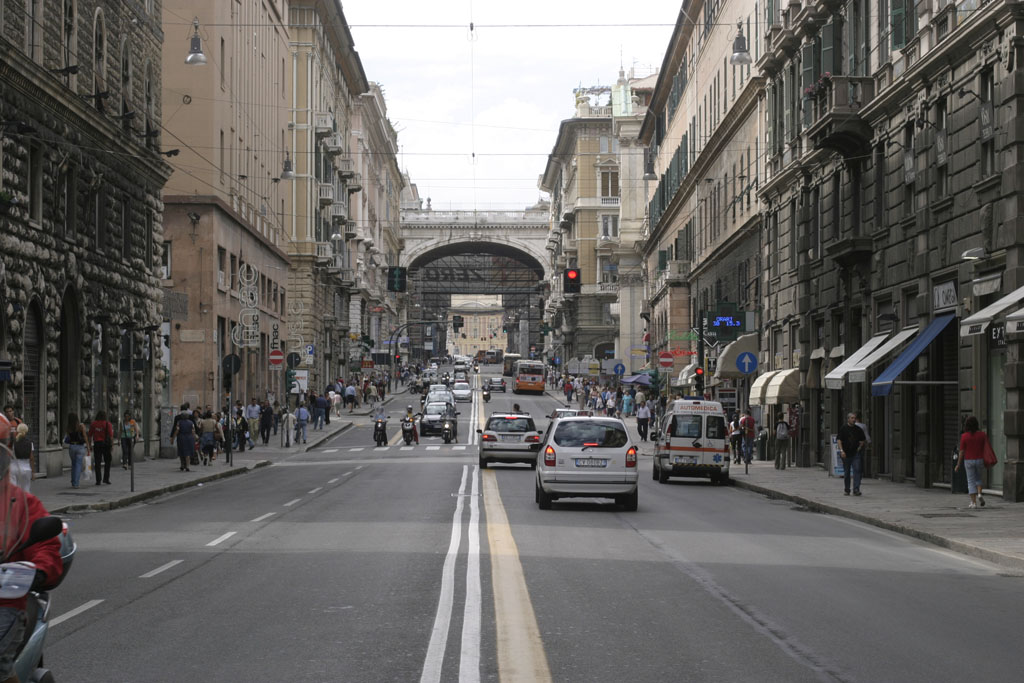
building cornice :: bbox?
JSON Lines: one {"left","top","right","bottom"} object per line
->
{"left": 163, "top": 194, "right": 292, "bottom": 264}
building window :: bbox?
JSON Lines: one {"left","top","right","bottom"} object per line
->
{"left": 61, "top": 0, "right": 77, "bottom": 87}
{"left": 93, "top": 10, "right": 107, "bottom": 111}
{"left": 600, "top": 169, "right": 619, "bottom": 198}
{"left": 891, "top": 0, "right": 916, "bottom": 51}
{"left": 980, "top": 70, "right": 996, "bottom": 177}
{"left": 217, "top": 248, "right": 227, "bottom": 288}
{"left": 121, "top": 197, "right": 131, "bottom": 260}
{"left": 94, "top": 188, "right": 106, "bottom": 248}
{"left": 25, "top": 0, "right": 44, "bottom": 62}
{"left": 161, "top": 240, "right": 171, "bottom": 279}
{"left": 145, "top": 210, "right": 153, "bottom": 270}
{"left": 601, "top": 215, "right": 619, "bottom": 237}
{"left": 59, "top": 163, "right": 77, "bottom": 237}
{"left": 230, "top": 254, "right": 237, "bottom": 289}
{"left": 120, "top": 39, "right": 132, "bottom": 127}
{"left": 28, "top": 143, "right": 43, "bottom": 224}
{"left": 144, "top": 61, "right": 155, "bottom": 145}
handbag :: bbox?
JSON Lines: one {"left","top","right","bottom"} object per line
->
{"left": 84, "top": 454, "right": 93, "bottom": 473}
{"left": 983, "top": 436, "right": 998, "bottom": 468}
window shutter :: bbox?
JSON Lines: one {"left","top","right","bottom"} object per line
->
{"left": 821, "top": 21, "right": 835, "bottom": 75}
{"left": 891, "top": 1, "right": 905, "bottom": 50}
{"left": 801, "top": 44, "right": 815, "bottom": 92}
{"left": 658, "top": 250, "right": 668, "bottom": 272}
{"left": 783, "top": 71, "right": 792, "bottom": 143}
{"left": 766, "top": 84, "right": 775, "bottom": 154}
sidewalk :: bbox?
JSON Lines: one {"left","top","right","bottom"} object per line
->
{"left": 34, "top": 396, "right": 395, "bottom": 515}
{"left": 619, "top": 418, "right": 1024, "bottom": 573}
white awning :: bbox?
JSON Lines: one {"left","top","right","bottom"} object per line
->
{"left": 823, "top": 333, "right": 890, "bottom": 390}
{"left": 1007, "top": 307, "right": 1024, "bottom": 335}
{"left": 675, "top": 362, "right": 697, "bottom": 386}
{"left": 714, "top": 333, "right": 758, "bottom": 379}
{"left": 829, "top": 344, "right": 845, "bottom": 359}
{"left": 748, "top": 370, "right": 780, "bottom": 406}
{"left": 764, "top": 369, "right": 800, "bottom": 405}
{"left": 960, "top": 283, "right": 1024, "bottom": 336}
{"left": 846, "top": 327, "right": 920, "bottom": 383}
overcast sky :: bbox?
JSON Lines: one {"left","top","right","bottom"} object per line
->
{"left": 344, "top": 2, "right": 678, "bottom": 211}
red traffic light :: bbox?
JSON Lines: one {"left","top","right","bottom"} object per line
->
{"left": 694, "top": 367, "right": 705, "bottom": 375}
{"left": 567, "top": 269, "right": 579, "bottom": 280}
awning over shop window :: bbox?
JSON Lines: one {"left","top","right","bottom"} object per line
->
{"left": 1006, "top": 308, "right": 1024, "bottom": 335}
{"left": 959, "top": 283, "right": 1024, "bottom": 336}
{"left": 674, "top": 362, "right": 697, "bottom": 386}
{"left": 846, "top": 327, "right": 920, "bottom": 383}
{"left": 714, "top": 333, "right": 758, "bottom": 379}
{"left": 764, "top": 368, "right": 800, "bottom": 405}
{"left": 748, "top": 370, "right": 780, "bottom": 406}
{"left": 872, "top": 314, "right": 956, "bottom": 396}
{"left": 823, "top": 333, "right": 890, "bottom": 390}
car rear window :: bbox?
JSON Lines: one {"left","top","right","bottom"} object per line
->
{"left": 425, "top": 404, "right": 447, "bottom": 415}
{"left": 454, "top": 383, "right": 470, "bottom": 390}
{"left": 553, "top": 421, "right": 628, "bottom": 448}
{"left": 672, "top": 415, "right": 702, "bottom": 438}
{"left": 487, "top": 417, "right": 534, "bottom": 432}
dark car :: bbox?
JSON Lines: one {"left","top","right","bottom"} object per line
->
{"left": 420, "top": 401, "right": 458, "bottom": 437}
{"left": 487, "top": 377, "right": 507, "bottom": 393}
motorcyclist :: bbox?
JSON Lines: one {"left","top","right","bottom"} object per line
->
{"left": 0, "top": 411, "right": 63, "bottom": 683}
{"left": 373, "top": 407, "right": 388, "bottom": 444}
{"left": 405, "top": 405, "right": 420, "bottom": 445}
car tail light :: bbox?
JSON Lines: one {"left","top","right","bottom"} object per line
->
{"left": 626, "top": 446, "right": 637, "bottom": 468}
{"left": 526, "top": 434, "right": 540, "bottom": 443}
{"left": 544, "top": 445, "right": 556, "bottom": 466}
{"left": 481, "top": 434, "right": 496, "bottom": 441}
{"left": 583, "top": 442, "right": 598, "bottom": 447}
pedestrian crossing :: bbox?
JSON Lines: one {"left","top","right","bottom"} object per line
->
{"left": 316, "top": 445, "right": 470, "bottom": 454}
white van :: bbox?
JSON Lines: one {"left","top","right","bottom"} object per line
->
{"left": 653, "top": 399, "right": 730, "bottom": 485}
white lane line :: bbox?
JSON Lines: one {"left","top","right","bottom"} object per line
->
{"left": 355, "top": 465, "right": 364, "bottom": 470}
{"left": 460, "top": 465, "right": 481, "bottom": 682}
{"left": 328, "top": 478, "right": 340, "bottom": 484}
{"left": 350, "top": 447, "right": 365, "bottom": 452}
{"left": 342, "top": 472, "right": 353, "bottom": 476}
{"left": 426, "top": 446, "right": 441, "bottom": 451}
{"left": 374, "top": 446, "right": 389, "bottom": 451}
{"left": 283, "top": 498, "right": 302, "bottom": 507}
{"left": 308, "top": 487, "right": 323, "bottom": 495}
{"left": 453, "top": 446, "right": 467, "bottom": 451}
{"left": 50, "top": 599, "right": 104, "bottom": 628}
{"left": 139, "top": 560, "right": 183, "bottom": 579}
{"left": 323, "top": 449, "right": 338, "bottom": 454}
{"left": 251, "top": 512, "right": 276, "bottom": 522}
{"left": 420, "top": 465, "right": 469, "bottom": 683}
{"left": 401, "top": 446, "right": 414, "bottom": 451}
{"left": 206, "top": 531, "right": 237, "bottom": 547}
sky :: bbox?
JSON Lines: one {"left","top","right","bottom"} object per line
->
{"left": 343, "top": 1, "right": 678, "bottom": 211}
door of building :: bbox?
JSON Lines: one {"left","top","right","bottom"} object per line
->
{"left": 987, "top": 342, "right": 1006, "bottom": 491}
{"left": 23, "top": 306, "right": 43, "bottom": 466}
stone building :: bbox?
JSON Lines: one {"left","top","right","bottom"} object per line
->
{"left": 160, "top": 0, "right": 292, "bottom": 417}
{"left": 0, "top": 0, "right": 170, "bottom": 473}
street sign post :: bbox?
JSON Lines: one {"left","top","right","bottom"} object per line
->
{"left": 269, "top": 349, "right": 284, "bottom": 369}
{"left": 613, "top": 363, "right": 626, "bottom": 376}
{"left": 659, "top": 351, "right": 675, "bottom": 368}
{"left": 286, "top": 352, "right": 301, "bottom": 369}
{"left": 736, "top": 351, "right": 758, "bottom": 374}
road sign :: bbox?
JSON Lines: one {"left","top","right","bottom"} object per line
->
{"left": 305, "top": 344, "right": 315, "bottom": 356}
{"left": 613, "top": 363, "right": 626, "bottom": 376}
{"left": 286, "top": 352, "right": 301, "bottom": 369}
{"left": 222, "top": 353, "right": 241, "bottom": 375}
{"left": 659, "top": 351, "right": 675, "bottom": 368}
{"left": 736, "top": 351, "right": 758, "bottom": 374}
{"left": 567, "top": 359, "right": 580, "bottom": 374}
{"left": 269, "top": 349, "right": 284, "bottom": 366}
{"left": 587, "top": 359, "right": 600, "bottom": 376}
{"left": 291, "top": 369, "right": 309, "bottom": 394}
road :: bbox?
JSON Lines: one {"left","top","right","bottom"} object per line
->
{"left": 44, "top": 364, "right": 1024, "bottom": 682}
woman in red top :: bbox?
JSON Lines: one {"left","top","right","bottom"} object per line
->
{"left": 88, "top": 411, "right": 114, "bottom": 486}
{"left": 956, "top": 416, "right": 989, "bottom": 509}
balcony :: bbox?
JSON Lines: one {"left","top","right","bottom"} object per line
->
{"left": 804, "top": 75, "right": 876, "bottom": 157}
{"left": 575, "top": 196, "right": 620, "bottom": 211}
{"left": 334, "top": 267, "right": 356, "bottom": 287}
{"left": 313, "top": 112, "right": 333, "bottom": 137}
{"left": 314, "top": 241, "right": 333, "bottom": 264}
{"left": 344, "top": 219, "right": 358, "bottom": 240}
{"left": 336, "top": 157, "right": 356, "bottom": 179}
{"left": 324, "top": 133, "right": 343, "bottom": 155}
{"left": 331, "top": 200, "right": 348, "bottom": 223}
{"left": 666, "top": 260, "right": 690, "bottom": 283}
{"left": 347, "top": 172, "right": 362, "bottom": 194}
{"left": 318, "top": 183, "right": 335, "bottom": 205}
{"left": 824, "top": 235, "right": 873, "bottom": 268}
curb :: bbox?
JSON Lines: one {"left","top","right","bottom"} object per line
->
{"left": 49, "top": 461, "right": 269, "bottom": 514}
{"left": 730, "top": 478, "right": 1024, "bottom": 573}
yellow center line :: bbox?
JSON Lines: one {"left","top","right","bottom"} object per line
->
{"left": 482, "top": 470, "right": 551, "bottom": 682}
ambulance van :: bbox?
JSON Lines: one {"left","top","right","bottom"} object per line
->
{"left": 653, "top": 399, "right": 730, "bottom": 485}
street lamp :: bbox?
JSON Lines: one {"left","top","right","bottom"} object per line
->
{"left": 185, "top": 18, "right": 207, "bottom": 66}
{"left": 730, "top": 21, "right": 752, "bottom": 65}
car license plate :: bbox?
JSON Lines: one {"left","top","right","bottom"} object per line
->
{"left": 574, "top": 458, "right": 607, "bottom": 468}
{"left": 674, "top": 456, "right": 698, "bottom": 465}
{"left": 500, "top": 435, "right": 520, "bottom": 442}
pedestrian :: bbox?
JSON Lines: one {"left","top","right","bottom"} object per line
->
{"left": 259, "top": 401, "right": 273, "bottom": 444}
{"left": 88, "top": 411, "right": 115, "bottom": 485}
{"left": 281, "top": 406, "right": 294, "bottom": 447}
{"left": 272, "top": 401, "right": 281, "bottom": 435}
{"left": 739, "top": 409, "right": 756, "bottom": 464}
{"left": 367, "top": 382, "right": 378, "bottom": 408}
{"left": 837, "top": 412, "right": 867, "bottom": 496}
{"left": 234, "top": 409, "right": 249, "bottom": 452}
{"left": 198, "top": 411, "right": 220, "bottom": 466}
{"left": 64, "top": 413, "right": 89, "bottom": 488}
{"left": 855, "top": 411, "right": 871, "bottom": 470}
{"left": 956, "top": 416, "right": 993, "bottom": 509}
{"left": 622, "top": 391, "right": 634, "bottom": 417}
{"left": 315, "top": 393, "right": 328, "bottom": 430}
{"left": 774, "top": 414, "right": 791, "bottom": 470}
{"left": 636, "top": 400, "right": 651, "bottom": 442}
{"left": 119, "top": 411, "right": 139, "bottom": 470}
{"left": 345, "top": 383, "right": 357, "bottom": 413}
{"left": 728, "top": 414, "right": 742, "bottom": 463}
{"left": 294, "top": 402, "right": 311, "bottom": 444}
{"left": 170, "top": 404, "right": 197, "bottom": 472}
{"left": 11, "top": 423, "right": 35, "bottom": 492}
{"left": 245, "top": 398, "right": 261, "bottom": 447}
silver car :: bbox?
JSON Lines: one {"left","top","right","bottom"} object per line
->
{"left": 477, "top": 413, "right": 541, "bottom": 469}
{"left": 535, "top": 417, "right": 638, "bottom": 511}
{"left": 452, "top": 382, "right": 472, "bottom": 402}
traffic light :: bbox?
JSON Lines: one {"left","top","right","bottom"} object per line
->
{"left": 394, "top": 353, "right": 401, "bottom": 365}
{"left": 694, "top": 366, "right": 705, "bottom": 394}
{"left": 563, "top": 268, "right": 581, "bottom": 294}
{"left": 285, "top": 368, "right": 296, "bottom": 394}
{"left": 386, "top": 267, "right": 408, "bottom": 292}
{"left": 452, "top": 315, "right": 464, "bottom": 331}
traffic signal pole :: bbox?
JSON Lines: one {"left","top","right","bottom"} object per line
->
{"left": 697, "top": 308, "right": 705, "bottom": 397}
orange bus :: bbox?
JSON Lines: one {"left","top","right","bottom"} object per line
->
{"left": 512, "top": 360, "right": 546, "bottom": 394}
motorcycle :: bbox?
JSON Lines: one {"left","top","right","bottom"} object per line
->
{"left": 482, "top": 388, "right": 491, "bottom": 403}
{"left": 441, "top": 419, "right": 455, "bottom": 444}
{"left": 373, "top": 417, "right": 388, "bottom": 447}
{"left": 401, "top": 415, "right": 419, "bottom": 445}
{"left": 3, "top": 516, "right": 76, "bottom": 683}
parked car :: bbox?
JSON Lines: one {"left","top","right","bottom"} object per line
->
{"left": 487, "top": 377, "right": 507, "bottom": 392}
{"left": 420, "top": 401, "right": 458, "bottom": 437}
{"left": 477, "top": 413, "right": 541, "bottom": 469}
{"left": 452, "top": 382, "right": 472, "bottom": 402}
{"left": 535, "top": 416, "right": 638, "bottom": 511}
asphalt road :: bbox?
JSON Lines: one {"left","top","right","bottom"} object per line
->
{"left": 43, "top": 364, "right": 1024, "bottom": 682}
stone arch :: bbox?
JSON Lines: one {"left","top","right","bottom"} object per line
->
{"left": 23, "top": 299, "right": 45, "bottom": 450}
{"left": 594, "top": 341, "right": 615, "bottom": 360}
{"left": 59, "top": 285, "right": 83, "bottom": 428}
{"left": 402, "top": 236, "right": 548, "bottom": 280}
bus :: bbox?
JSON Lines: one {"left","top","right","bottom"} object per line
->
{"left": 484, "top": 349, "right": 503, "bottom": 365}
{"left": 513, "top": 360, "right": 546, "bottom": 394}
{"left": 502, "top": 353, "right": 521, "bottom": 377}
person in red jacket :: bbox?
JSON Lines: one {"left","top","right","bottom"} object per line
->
{"left": 0, "top": 411, "right": 63, "bottom": 683}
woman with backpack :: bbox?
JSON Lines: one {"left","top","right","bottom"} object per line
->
{"left": 88, "top": 411, "right": 115, "bottom": 485}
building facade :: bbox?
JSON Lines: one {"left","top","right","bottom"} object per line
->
{"left": 0, "top": 0, "right": 170, "bottom": 473}
{"left": 161, "top": 0, "right": 292, "bottom": 420}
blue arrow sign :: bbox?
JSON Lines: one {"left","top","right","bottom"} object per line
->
{"left": 613, "top": 363, "right": 626, "bottom": 376}
{"left": 736, "top": 352, "right": 758, "bottom": 374}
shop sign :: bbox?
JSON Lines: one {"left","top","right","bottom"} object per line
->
{"left": 990, "top": 322, "right": 1006, "bottom": 349}
{"left": 932, "top": 281, "right": 958, "bottom": 312}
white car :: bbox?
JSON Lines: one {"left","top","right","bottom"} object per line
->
{"left": 451, "top": 382, "right": 472, "bottom": 402}
{"left": 535, "top": 416, "right": 638, "bottom": 511}
{"left": 430, "top": 362, "right": 438, "bottom": 370}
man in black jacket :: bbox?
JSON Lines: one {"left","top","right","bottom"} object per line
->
{"left": 837, "top": 412, "right": 866, "bottom": 496}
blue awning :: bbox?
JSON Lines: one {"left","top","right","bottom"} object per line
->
{"left": 871, "top": 314, "right": 956, "bottom": 396}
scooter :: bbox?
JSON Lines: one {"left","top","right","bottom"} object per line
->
{"left": 3, "top": 516, "right": 77, "bottom": 683}
{"left": 373, "top": 417, "right": 388, "bottom": 447}
{"left": 401, "top": 415, "right": 419, "bottom": 445}
{"left": 482, "top": 388, "right": 491, "bottom": 403}
{"left": 441, "top": 419, "right": 455, "bottom": 445}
